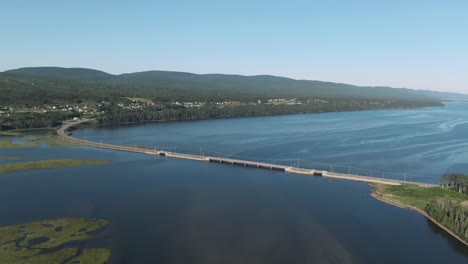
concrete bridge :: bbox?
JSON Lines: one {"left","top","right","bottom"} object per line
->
{"left": 58, "top": 119, "right": 435, "bottom": 187}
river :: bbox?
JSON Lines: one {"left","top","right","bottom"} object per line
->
{"left": 1, "top": 102, "right": 467, "bottom": 263}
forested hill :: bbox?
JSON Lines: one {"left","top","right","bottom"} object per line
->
{"left": 4, "top": 67, "right": 467, "bottom": 101}
{"left": 4, "top": 67, "right": 113, "bottom": 81}
{"left": 0, "top": 66, "right": 464, "bottom": 130}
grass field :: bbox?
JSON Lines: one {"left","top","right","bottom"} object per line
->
{"left": 0, "top": 218, "right": 110, "bottom": 264}
{"left": 372, "top": 183, "right": 467, "bottom": 211}
{"left": 0, "top": 159, "right": 109, "bottom": 173}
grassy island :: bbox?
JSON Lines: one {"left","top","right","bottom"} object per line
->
{"left": 0, "top": 218, "right": 110, "bottom": 264}
{"left": 0, "top": 131, "right": 25, "bottom": 137}
{"left": 0, "top": 156, "right": 23, "bottom": 161}
{"left": 0, "top": 134, "right": 78, "bottom": 149}
{"left": 372, "top": 183, "right": 468, "bottom": 246}
{"left": 0, "top": 159, "right": 109, "bottom": 173}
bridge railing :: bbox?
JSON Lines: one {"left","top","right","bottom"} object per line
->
{"left": 67, "top": 133, "right": 438, "bottom": 184}
{"left": 198, "top": 148, "right": 437, "bottom": 183}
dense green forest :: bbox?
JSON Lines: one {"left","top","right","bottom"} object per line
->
{"left": 425, "top": 199, "right": 468, "bottom": 243}
{"left": 441, "top": 173, "right": 468, "bottom": 194}
{"left": 1, "top": 67, "right": 461, "bottom": 130}
{"left": 0, "top": 112, "right": 78, "bottom": 130}
{"left": 96, "top": 99, "right": 439, "bottom": 125}
{"left": 424, "top": 174, "right": 468, "bottom": 243}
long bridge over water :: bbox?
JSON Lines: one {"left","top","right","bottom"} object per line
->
{"left": 58, "top": 119, "right": 436, "bottom": 187}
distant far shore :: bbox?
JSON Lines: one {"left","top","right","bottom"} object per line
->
{"left": 70, "top": 103, "right": 445, "bottom": 129}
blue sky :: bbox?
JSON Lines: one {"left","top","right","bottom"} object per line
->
{"left": 1, "top": 0, "right": 467, "bottom": 93}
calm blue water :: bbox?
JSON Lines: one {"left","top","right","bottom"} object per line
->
{"left": 1, "top": 103, "right": 467, "bottom": 263}
{"left": 75, "top": 102, "right": 468, "bottom": 183}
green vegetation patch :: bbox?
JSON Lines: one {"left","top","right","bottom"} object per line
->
{"left": 65, "top": 248, "right": 111, "bottom": 264}
{"left": 0, "top": 136, "right": 78, "bottom": 149}
{"left": 0, "top": 139, "right": 32, "bottom": 148}
{"left": 0, "top": 159, "right": 109, "bottom": 173}
{"left": 0, "top": 131, "right": 25, "bottom": 137}
{"left": 47, "top": 139, "right": 79, "bottom": 148}
{"left": 373, "top": 183, "right": 468, "bottom": 244}
{"left": 0, "top": 156, "right": 23, "bottom": 161}
{"left": 373, "top": 184, "right": 467, "bottom": 210}
{"left": 0, "top": 218, "right": 110, "bottom": 264}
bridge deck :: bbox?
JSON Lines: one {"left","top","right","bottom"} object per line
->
{"left": 57, "top": 120, "right": 435, "bottom": 187}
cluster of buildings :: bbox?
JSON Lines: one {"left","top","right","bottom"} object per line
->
{"left": 0, "top": 104, "right": 96, "bottom": 117}
{"left": 266, "top": 98, "right": 303, "bottom": 105}
{"left": 48, "top": 104, "right": 90, "bottom": 113}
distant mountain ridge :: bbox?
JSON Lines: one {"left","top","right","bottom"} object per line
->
{"left": 3, "top": 66, "right": 468, "bottom": 101}
{"left": 5, "top": 67, "right": 113, "bottom": 81}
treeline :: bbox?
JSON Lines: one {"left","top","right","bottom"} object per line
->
{"left": 97, "top": 99, "right": 439, "bottom": 125}
{"left": 425, "top": 200, "right": 468, "bottom": 243}
{"left": 441, "top": 174, "right": 468, "bottom": 195}
{"left": 422, "top": 173, "right": 468, "bottom": 243}
{"left": 0, "top": 112, "right": 80, "bottom": 130}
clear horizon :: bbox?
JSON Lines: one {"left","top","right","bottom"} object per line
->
{"left": 1, "top": 1, "right": 467, "bottom": 94}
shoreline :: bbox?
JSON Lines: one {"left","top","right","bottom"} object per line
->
{"left": 370, "top": 187, "right": 468, "bottom": 247}
{"left": 82, "top": 103, "right": 446, "bottom": 128}
{"left": 1, "top": 102, "right": 445, "bottom": 132}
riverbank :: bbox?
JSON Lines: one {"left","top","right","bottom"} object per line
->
{"left": 371, "top": 183, "right": 468, "bottom": 247}
{"left": 76, "top": 102, "right": 447, "bottom": 129}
